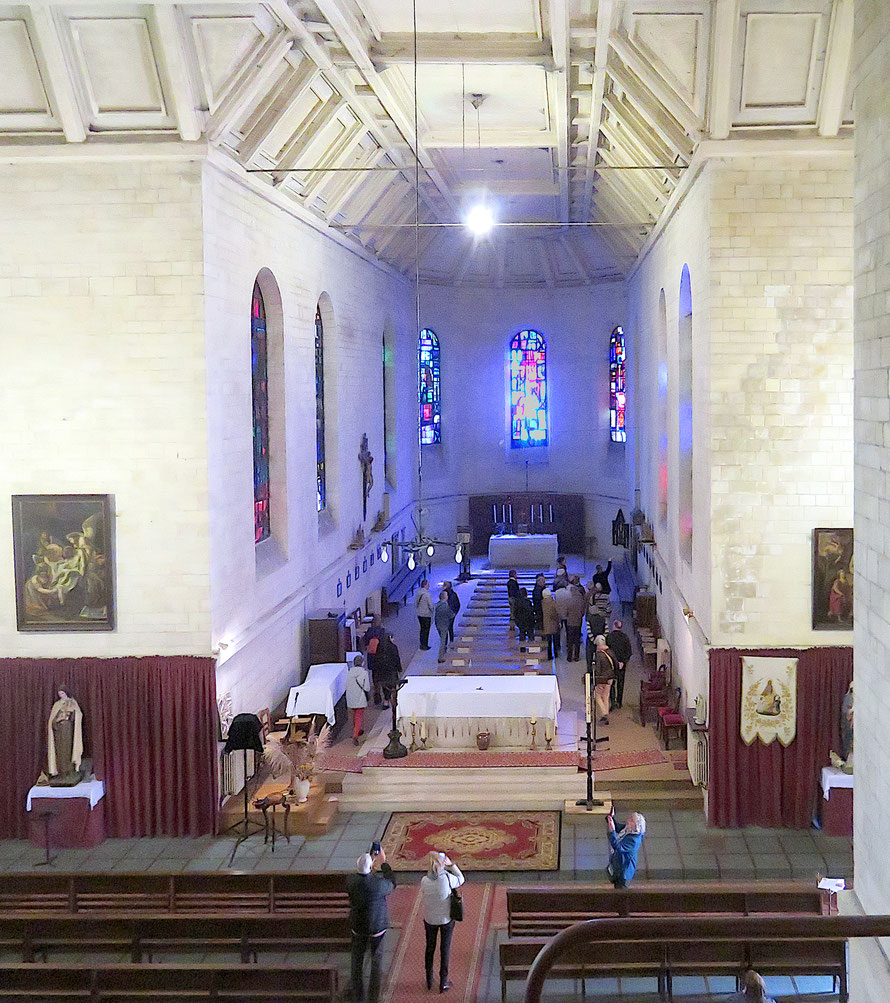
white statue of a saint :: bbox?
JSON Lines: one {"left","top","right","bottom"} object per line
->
{"left": 47, "top": 686, "right": 83, "bottom": 780}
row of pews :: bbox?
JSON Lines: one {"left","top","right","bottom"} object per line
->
{"left": 500, "top": 882, "right": 846, "bottom": 1002}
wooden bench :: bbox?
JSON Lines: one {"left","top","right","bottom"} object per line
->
{"left": 506, "top": 883, "right": 826, "bottom": 938}
{"left": 0, "top": 872, "right": 350, "bottom": 917}
{"left": 381, "top": 560, "right": 425, "bottom": 612}
{"left": 0, "top": 963, "right": 338, "bottom": 1001}
{"left": 0, "top": 914, "right": 351, "bottom": 963}
{"left": 500, "top": 935, "right": 847, "bottom": 1002}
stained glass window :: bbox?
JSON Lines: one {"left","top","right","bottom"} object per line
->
{"left": 418, "top": 328, "right": 441, "bottom": 445}
{"left": 610, "top": 326, "right": 627, "bottom": 443}
{"left": 251, "top": 281, "right": 270, "bottom": 543}
{"left": 510, "top": 330, "right": 548, "bottom": 447}
{"left": 315, "top": 305, "right": 326, "bottom": 513}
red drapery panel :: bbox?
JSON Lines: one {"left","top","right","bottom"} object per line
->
{"left": 0, "top": 656, "right": 218, "bottom": 839}
{"left": 708, "top": 647, "right": 852, "bottom": 829}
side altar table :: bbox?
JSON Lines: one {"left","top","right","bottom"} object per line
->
{"left": 397, "top": 675, "right": 561, "bottom": 748}
{"left": 820, "top": 766, "right": 853, "bottom": 837}
{"left": 27, "top": 777, "right": 106, "bottom": 849}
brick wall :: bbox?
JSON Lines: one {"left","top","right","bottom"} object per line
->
{"left": 852, "top": 0, "right": 890, "bottom": 938}
{"left": 709, "top": 156, "right": 854, "bottom": 647}
{"left": 0, "top": 159, "right": 210, "bottom": 656}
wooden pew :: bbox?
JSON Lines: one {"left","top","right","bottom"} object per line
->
{"left": 0, "top": 963, "right": 339, "bottom": 1001}
{"left": 0, "top": 914, "right": 350, "bottom": 963}
{"left": 506, "top": 882, "right": 825, "bottom": 938}
{"left": 0, "top": 872, "right": 351, "bottom": 917}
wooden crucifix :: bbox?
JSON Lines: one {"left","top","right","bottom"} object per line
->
{"left": 358, "top": 433, "right": 374, "bottom": 521}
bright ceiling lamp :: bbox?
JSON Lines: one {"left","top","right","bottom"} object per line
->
{"left": 465, "top": 204, "right": 494, "bottom": 237}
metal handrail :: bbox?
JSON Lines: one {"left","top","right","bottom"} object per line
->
{"left": 523, "top": 914, "right": 890, "bottom": 1003}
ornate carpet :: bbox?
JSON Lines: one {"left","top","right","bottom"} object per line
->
{"left": 381, "top": 811, "right": 560, "bottom": 871}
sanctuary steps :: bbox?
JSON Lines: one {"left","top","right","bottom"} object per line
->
{"left": 337, "top": 765, "right": 612, "bottom": 813}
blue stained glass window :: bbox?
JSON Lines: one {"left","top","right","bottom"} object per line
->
{"left": 418, "top": 328, "right": 441, "bottom": 445}
{"left": 610, "top": 325, "right": 627, "bottom": 443}
{"left": 315, "top": 305, "right": 326, "bottom": 513}
{"left": 510, "top": 330, "right": 548, "bottom": 448}
{"left": 252, "top": 281, "right": 270, "bottom": 543}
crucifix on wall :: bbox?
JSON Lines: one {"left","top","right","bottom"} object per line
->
{"left": 359, "top": 433, "right": 374, "bottom": 521}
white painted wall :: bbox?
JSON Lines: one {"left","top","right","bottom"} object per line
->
{"left": 202, "top": 163, "right": 418, "bottom": 714}
{"left": 0, "top": 158, "right": 210, "bottom": 657}
{"left": 417, "top": 282, "right": 631, "bottom": 555}
{"left": 851, "top": 0, "right": 890, "bottom": 978}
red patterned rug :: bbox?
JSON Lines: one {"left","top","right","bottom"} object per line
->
{"left": 381, "top": 883, "right": 494, "bottom": 1003}
{"left": 381, "top": 811, "right": 560, "bottom": 871}
{"left": 580, "top": 748, "right": 668, "bottom": 771}
{"left": 366, "top": 750, "right": 578, "bottom": 768}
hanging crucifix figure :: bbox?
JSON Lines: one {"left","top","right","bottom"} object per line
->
{"left": 359, "top": 433, "right": 374, "bottom": 521}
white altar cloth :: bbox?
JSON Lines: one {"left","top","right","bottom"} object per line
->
{"left": 397, "top": 675, "right": 560, "bottom": 748}
{"left": 821, "top": 766, "right": 854, "bottom": 800}
{"left": 27, "top": 777, "right": 105, "bottom": 812}
{"left": 488, "top": 534, "right": 558, "bottom": 568}
{"left": 286, "top": 662, "right": 347, "bottom": 724}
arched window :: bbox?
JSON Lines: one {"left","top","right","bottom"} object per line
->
{"left": 418, "top": 328, "right": 441, "bottom": 445}
{"left": 315, "top": 305, "right": 326, "bottom": 513}
{"left": 678, "top": 265, "right": 693, "bottom": 562}
{"left": 609, "top": 326, "right": 626, "bottom": 443}
{"left": 657, "top": 290, "right": 668, "bottom": 527}
{"left": 251, "top": 281, "right": 270, "bottom": 543}
{"left": 510, "top": 330, "right": 548, "bottom": 448}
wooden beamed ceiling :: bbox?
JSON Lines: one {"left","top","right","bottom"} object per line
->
{"left": 0, "top": 0, "right": 855, "bottom": 286}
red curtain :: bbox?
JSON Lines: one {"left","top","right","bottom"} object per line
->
{"left": 708, "top": 647, "right": 852, "bottom": 829}
{"left": 0, "top": 656, "right": 218, "bottom": 839}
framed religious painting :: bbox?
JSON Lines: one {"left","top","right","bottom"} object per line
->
{"left": 812, "top": 528, "right": 853, "bottom": 630}
{"left": 12, "top": 494, "right": 115, "bottom": 632}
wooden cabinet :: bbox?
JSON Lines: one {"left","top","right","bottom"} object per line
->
{"left": 307, "top": 611, "right": 346, "bottom": 665}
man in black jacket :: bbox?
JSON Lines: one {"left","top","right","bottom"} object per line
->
{"left": 605, "top": 619, "right": 633, "bottom": 709}
{"left": 592, "top": 560, "right": 612, "bottom": 594}
{"left": 346, "top": 849, "right": 396, "bottom": 1002}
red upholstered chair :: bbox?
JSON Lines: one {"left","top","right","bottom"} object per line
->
{"left": 657, "top": 688, "right": 686, "bottom": 750}
{"left": 639, "top": 668, "right": 669, "bottom": 727}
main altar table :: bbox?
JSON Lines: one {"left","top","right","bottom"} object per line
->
{"left": 286, "top": 661, "right": 348, "bottom": 725}
{"left": 397, "top": 675, "right": 561, "bottom": 748}
{"left": 27, "top": 777, "right": 106, "bottom": 849}
{"left": 488, "top": 533, "right": 558, "bottom": 568}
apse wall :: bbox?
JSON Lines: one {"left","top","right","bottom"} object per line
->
{"left": 416, "top": 282, "right": 631, "bottom": 556}
{"left": 202, "top": 163, "right": 418, "bottom": 714}
{"left": 0, "top": 158, "right": 211, "bottom": 657}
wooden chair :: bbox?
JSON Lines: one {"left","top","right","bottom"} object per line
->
{"left": 639, "top": 668, "right": 669, "bottom": 726}
{"left": 657, "top": 688, "right": 686, "bottom": 750}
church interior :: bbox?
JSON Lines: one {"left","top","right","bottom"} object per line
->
{"left": 1, "top": 0, "right": 888, "bottom": 999}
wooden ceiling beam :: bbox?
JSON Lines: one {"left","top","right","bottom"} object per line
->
{"left": 28, "top": 5, "right": 87, "bottom": 142}
{"left": 602, "top": 93, "right": 677, "bottom": 166}
{"left": 369, "top": 33, "right": 553, "bottom": 66}
{"left": 818, "top": 0, "right": 854, "bottom": 137}
{"left": 708, "top": 0, "right": 740, "bottom": 140}
{"left": 238, "top": 58, "right": 319, "bottom": 164}
{"left": 582, "top": 0, "right": 614, "bottom": 221}
{"left": 152, "top": 5, "right": 202, "bottom": 141}
{"left": 546, "top": 0, "right": 571, "bottom": 222}
{"left": 607, "top": 59, "right": 695, "bottom": 160}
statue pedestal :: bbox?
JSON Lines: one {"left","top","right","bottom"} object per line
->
{"left": 26, "top": 777, "right": 106, "bottom": 849}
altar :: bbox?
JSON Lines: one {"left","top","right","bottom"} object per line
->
{"left": 397, "top": 675, "right": 561, "bottom": 748}
{"left": 286, "top": 660, "right": 349, "bottom": 725}
{"left": 26, "top": 777, "right": 106, "bottom": 849}
{"left": 488, "top": 533, "right": 559, "bottom": 568}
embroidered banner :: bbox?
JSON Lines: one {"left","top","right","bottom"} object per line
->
{"left": 740, "top": 656, "right": 798, "bottom": 747}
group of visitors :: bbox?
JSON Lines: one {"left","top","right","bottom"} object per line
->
{"left": 346, "top": 843, "right": 465, "bottom": 1001}
{"left": 347, "top": 616, "right": 407, "bottom": 745}
{"left": 415, "top": 579, "right": 461, "bottom": 663}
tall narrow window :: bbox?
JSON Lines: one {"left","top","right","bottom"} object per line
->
{"left": 678, "top": 265, "right": 693, "bottom": 563}
{"left": 510, "top": 329, "right": 548, "bottom": 447}
{"left": 418, "top": 328, "right": 441, "bottom": 445}
{"left": 251, "top": 281, "right": 270, "bottom": 543}
{"left": 315, "top": 305, "right": 326, "bottom": 513}
{"left": 609, "top": 326, "right": 626, "bottom": 443}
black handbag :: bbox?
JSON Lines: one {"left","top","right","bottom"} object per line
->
{"left": 449, "top": 883, "right": 463, "bottom": 922}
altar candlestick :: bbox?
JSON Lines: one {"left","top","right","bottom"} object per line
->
{"left": 411, "top": 711, "right": 417, "bottom": 724}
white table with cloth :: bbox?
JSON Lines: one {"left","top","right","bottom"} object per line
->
{"left": 286, "top": 662, "right": 348, "bottom": 725}
{"left": 819, "top": 766, "right": 853, "bottom": 837}
{"left": 26, "top": 777, "right": 106, "bottom": 848}
{"left": 488, "top": 533, "right": 559, "bottom": 568}
{"left": 396, "top": 674, "right": 561, "bottom": 748}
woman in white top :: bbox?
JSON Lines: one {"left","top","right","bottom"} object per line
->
{"left": 345, "top": 655, "right": 371, "bottom": 746}
{"left": 420, "top": 851, "right": 465, "bottom": 992}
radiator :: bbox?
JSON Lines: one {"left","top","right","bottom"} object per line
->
{"left": 218, "top": 746, "right": 256, "bottom": 803}
{"left": 687, "top": 727, "right": 709, "bottom": 788}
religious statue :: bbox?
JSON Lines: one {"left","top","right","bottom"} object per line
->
{"left": 47, "top": 686, "right": 84, "bottom": 785}
{"left": 358, "top": 433, "right": 374, "bottom": 521}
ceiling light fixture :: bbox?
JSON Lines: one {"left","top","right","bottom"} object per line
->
{"left": 465, "top": 204, "right": 495, "bottom": 236}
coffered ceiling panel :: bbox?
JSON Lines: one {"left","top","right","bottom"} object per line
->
{"left": 190, "top": 13, "right": 264, "bottom": 111}
{"left": 0, "top": 16, "right": 55, "bottom": 129}
{"left": 628, "top": 11, "right": 708, "bottom": 118}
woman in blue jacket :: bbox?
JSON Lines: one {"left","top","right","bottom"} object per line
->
{"left": 606, "top": 809, "right": 646, "bottom": 888}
